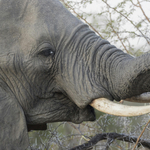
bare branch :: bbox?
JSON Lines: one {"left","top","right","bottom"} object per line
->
{"left": 69, "top": 133, "right": 150, "bottom": 150}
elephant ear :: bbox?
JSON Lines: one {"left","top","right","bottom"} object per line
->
{"left": 0, "top": 89, "right": 29, "bottom": 150}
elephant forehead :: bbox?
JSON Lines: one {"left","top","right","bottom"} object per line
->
{"left": 0, "top": 1, "right": 33, "bottom": 51}
{"left": 0, "top": 0, "right": 82, "bottom": 54}
{"left": 0, "top": 1, "right": 42, "bottom": 54}
{"left": 0, "top": 0, "right": 63, "bottom": 24}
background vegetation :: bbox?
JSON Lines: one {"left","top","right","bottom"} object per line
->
{"left": 28, "top": 0, "right": 150, "bottom": 149}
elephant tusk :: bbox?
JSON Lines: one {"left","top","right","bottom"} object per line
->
{"left": 90, "top": 98, "right": 150, "bottom": 117}
{"left": 124, "top": 92, "right": 150, "bottom": 103}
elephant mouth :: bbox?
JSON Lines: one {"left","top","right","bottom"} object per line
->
{"left": 72, "top": 105, "right": 96, "bottom": 123}
{"left": 26, "top": 90, "right": 97, "bottom": 124}
{"left": 90, "top": 92, "right": 150, "bottom": 117}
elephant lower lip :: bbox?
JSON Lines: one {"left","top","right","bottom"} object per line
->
{"left": 74, "top": 105, "right": 96, "bottom": 123}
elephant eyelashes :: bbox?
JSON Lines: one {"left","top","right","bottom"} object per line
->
{"left": 38, "top": 49, "right": 55, "bottom": 57}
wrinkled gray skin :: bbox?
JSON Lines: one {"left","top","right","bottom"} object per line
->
{"left": 0, "top": 0, "right": 150, "bottom": 149}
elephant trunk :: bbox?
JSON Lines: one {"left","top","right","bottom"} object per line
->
{"left": 116, "top": 53, "right": 150, "bottom": 99}
{"left": 89, "top": 37, "right": 134, "bottom": 101}
{"left": 89, "top": 39, "right": 150, "bottom": 116}
{"left": 93, "top": 41, "right": 150, "bottom": 101}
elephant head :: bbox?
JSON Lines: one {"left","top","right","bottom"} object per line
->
{"left": 0, "top": 0, "right": 150, "bottom": 149}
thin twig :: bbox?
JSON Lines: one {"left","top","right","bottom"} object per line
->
{"left": 68, "top": 123, "right": 91, "bottom": 141}
{"left": 133, "top": 119, "right": 150, "bottom": 150}
{"left": 105, "top": 138, "right": 114, "bottom": 150}
{"left": 130, "top": 0, "right": 138, "bottom": 7}
{"left": 102, "top": 0, "right": 150, "bottom": 45}
{"left": 108, "top": 10, "right": 129, "bottom": 53}
{"left": 137, "top": 0, "right": 150, "bottom": 23}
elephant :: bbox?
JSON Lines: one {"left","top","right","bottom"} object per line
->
{"left": 0, "top": 0, "right": 150, "bottom": 149}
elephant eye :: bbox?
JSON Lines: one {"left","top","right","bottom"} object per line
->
{"left": 39, "top": 49, "right": 55, "bottom": 57}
